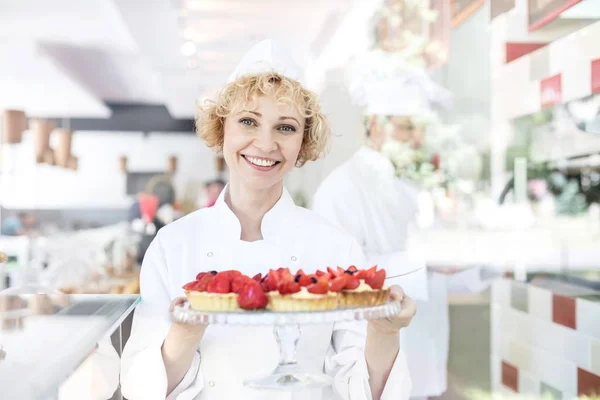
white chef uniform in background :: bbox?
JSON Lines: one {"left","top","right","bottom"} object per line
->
{"left": 313, "top": 144, "right": 442, "bottom": 398}
{"left": 312, "top": 79, "right": 468, "bottom": 398}
{"left": 120, "top": 39, "right": 412, "bottom": 400}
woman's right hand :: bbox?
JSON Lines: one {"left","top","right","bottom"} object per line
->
{"left": 163, "top": 297, "right": 207, "bottom": 394}
{"left": 168, "top": 297, "right": 207, "bottom": 339}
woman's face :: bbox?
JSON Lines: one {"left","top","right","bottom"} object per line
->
{"left": 222, "top": 94, "right": 304, "bottom": 191}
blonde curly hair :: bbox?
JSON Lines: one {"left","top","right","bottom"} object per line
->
{"left": 196, "top": 73, "right": 330, "bottom": 167}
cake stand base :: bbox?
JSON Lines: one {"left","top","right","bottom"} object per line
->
{"left": 243, "top": 364, "right": 332, "bottom": 391}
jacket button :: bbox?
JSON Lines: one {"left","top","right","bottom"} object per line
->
{"left": 207, "top": 252, "right": 213, "bottom": 257}
{"left": 209, "top": 381, "right": 215, "bottom": 387}
{"left": 291, "top": 256, "right": 297, "bottom": 262}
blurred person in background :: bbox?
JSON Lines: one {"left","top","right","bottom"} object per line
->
{"left": 313, "top": 101, "right": 494, "bottom": 399}
{"left": 203, "top": 178, "right": 226, "bottom": 207}
{"left": 1, "top": 212, "right": 37, "bottom": 236}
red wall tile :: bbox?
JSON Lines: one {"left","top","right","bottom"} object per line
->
{"left": 502, "top": 361, "right": 519, "bottom": 392}
{"left": 578, "top": 368, "right": 600, "bottom": 397}
{"left": 505, "top": 42, "right": 548, "bottom": 63}
{"left": 552, "top": 294, "right": 576, "bottom": 330}
{"left": 592, "top": 59, "right": 600, "bottom": 94}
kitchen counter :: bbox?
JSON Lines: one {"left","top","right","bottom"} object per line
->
{"left": 414, "top": 226, "right": 600, "bottom": 271}
{"left": 0, "top": 294, "right": 140, "bottom": 399}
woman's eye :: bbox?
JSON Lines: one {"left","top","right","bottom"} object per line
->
{"left": 279, "top": 125, "right": 296, "bottom": 133}
{"left": 240, "top": 118, "right": 256, "bottom": 126}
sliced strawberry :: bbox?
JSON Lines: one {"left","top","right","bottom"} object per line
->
{"left": 265, "top": 269, "right": 280, "bottom": 292}
{"left": 357, "top": 265, "right": 378, "bottom": 280}
{"left": 231, "top": 275, "right": 251, "bottom": 294}
{"left": 345, "top": 274, "right": 360, "bottom": 290}
{"left": 223, "top": 270, "right": 242, "bottom": 280}
{"left": 307, "top": 276, "right": 329, "bottom": 295}
{"left": 347, "top": 265, "right": 358, "bottom": 273}
{"left": 297, "top": 274, "right": 313, "bottom": 287}
{"left": 277, "top": 267, "right": 294, "bottom": 283}
{"left": 182, "top": 280, "right": 197, "bottom": 291}
{"left": 196, "top": 273, "right": 215, "bottom": 292}
{"left": 315, "top": 270, "right": 327, "bottom": 277}
{"left": 252, "top": 273, "right": 262, "bottom": 282}
{"left": 278, "top": 281, "right": 301, "bottom": 295}
{"left": 206, "top": 273, "right": 231, "bottom": 293}
{"left": 237, "top": 280, "right": 268, "bottom": 310}
{"left": 295, "top": 269, "right": 306, "bottom": 276}
{"left": 327, "top": 266, "right": 339, "bottom": 278}
{"left": 364, "top": 266, "right": 379, "bottom": 280}
{"left": 365, "top": 269, "right": 386, "bottom": 289}
{"left": 260, "top": 279, "right": 270, "bottom": 293}
{"left": 195, "top": 272, "right": 207, "bottom": 281}
{"left": 329, "top": 275, "right": 348, "bottom": 292}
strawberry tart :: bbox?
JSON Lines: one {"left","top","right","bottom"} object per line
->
{"left": 261, "top": 268, "right": 338, "bottom": 312}
{"left": 323, "top": 266, "right": 389, "bottom": 308}
{"left": 183, "top": 270, "right": 268, "bottom": 311}
{"left": 182, "top": 266, "right": 390, "bottom": 313}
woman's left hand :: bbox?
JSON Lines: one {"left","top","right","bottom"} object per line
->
{"left": 368, "top": 285, "right": 416, "bottom": 335}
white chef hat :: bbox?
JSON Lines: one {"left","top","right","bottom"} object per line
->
{"left": 349, "top": 49, "right": 452, "bottom": 116}
{"left": 227, "top": 39, "right": 305, "bottom": 86}
{"left": 365, "top": 78, "right": 430, "bottom": 116}
{"left": 364, "top": 75, "right": 452, "bottom": 116}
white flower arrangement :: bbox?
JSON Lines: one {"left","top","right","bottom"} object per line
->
{"left": 380, "top": 139, "right": 447, "bottom": 189}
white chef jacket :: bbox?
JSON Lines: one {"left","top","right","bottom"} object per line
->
{"left": 312, "top": 146, "right": 496, "bottom": 398}
{"left": 120, "top": 186, "right": 411, "bottom": 400}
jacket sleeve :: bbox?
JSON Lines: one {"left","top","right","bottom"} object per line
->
{"left": 120, "top": 234, "right": 203, "bottom": 400}
{"left": 324, "top": 321, "right": 412, "bottom": 400}
{"left": 323, "top": 240, "right": 412, "bottom": 400}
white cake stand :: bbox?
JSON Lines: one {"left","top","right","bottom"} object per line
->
{"left": 172, "top": 300, "right": 402, "bottom": 391}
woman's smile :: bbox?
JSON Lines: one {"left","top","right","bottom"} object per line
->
{"left": 241, "top": 154, "right": 282, "bottom": 171}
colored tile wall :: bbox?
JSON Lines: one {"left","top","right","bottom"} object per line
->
{"left": 491, "top": 279, "right": 600, "bottom": 397}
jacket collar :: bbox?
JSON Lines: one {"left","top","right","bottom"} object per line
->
{"left": 212, "top": 184, "right": 296, "bottom": 241}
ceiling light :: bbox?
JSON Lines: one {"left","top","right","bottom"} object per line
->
{"left": 181, "top": 41, "right": 197, "bottom": 57}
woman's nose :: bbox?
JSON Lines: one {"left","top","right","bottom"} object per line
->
{"left": 253, "top": 127, "right": 278, "bottom": 152}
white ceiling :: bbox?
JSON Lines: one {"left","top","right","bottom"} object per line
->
{"left": 0, "top": 0, "right": 355, "bottom": 119}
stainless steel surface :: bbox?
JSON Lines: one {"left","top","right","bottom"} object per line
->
{"left": 0, "top": 294, "right": 140, "bottom": 400}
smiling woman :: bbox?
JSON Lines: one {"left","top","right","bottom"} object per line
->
{"left": 120, "top": 39, "right": 415, "bottom": 400}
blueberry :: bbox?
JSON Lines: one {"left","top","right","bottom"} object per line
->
{"left": 294, "top": 274, "right": 301, "bottom": 283}
{"left": 311, "top": 277, "right": 317, "bottom": 284}
{"left": 210, "top": 270, "right": 217, "bottom": 275}
{"left": 344, "top": 270, "right": 355, "bottom": 275}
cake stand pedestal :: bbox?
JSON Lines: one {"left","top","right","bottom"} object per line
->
{"left": 172, "top": 300, "right": 402, "bottom": 391}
